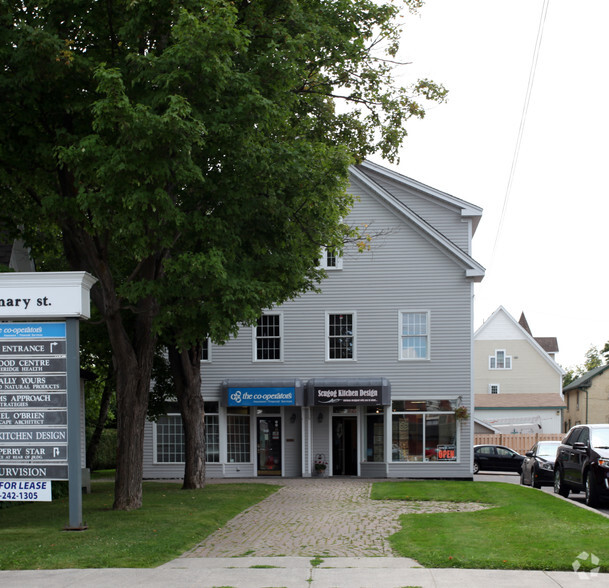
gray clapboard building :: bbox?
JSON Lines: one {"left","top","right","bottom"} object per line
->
{"left": 143, "top": 161, "right": 485, "bottom": 479}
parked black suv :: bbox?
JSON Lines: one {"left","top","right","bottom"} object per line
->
{"left": 554, "top": 424, "right": 609, "bottom": 507}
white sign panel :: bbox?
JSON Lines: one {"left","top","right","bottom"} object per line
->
{"left": 0, "top": 479, "right": 52, "bottom": 501}
{"left": 0, "top": 272, "right": 97, "bottom": 319}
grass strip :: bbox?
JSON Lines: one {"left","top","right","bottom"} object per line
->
{"left": 372, "top": 480, "right": 609, "bottom": 571}
{"left": 0, "top": 481, "right": 278, "bottom": 570}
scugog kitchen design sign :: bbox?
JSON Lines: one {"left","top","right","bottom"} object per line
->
{"left": 314, "top": 385, "right": 382, "bottom": 405}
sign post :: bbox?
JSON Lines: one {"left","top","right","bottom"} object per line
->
{"left": 0, "top": 272, "right": 96, "bottom": 530}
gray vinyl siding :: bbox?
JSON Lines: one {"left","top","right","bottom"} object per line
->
{"left": 357, "top": 168, "right": 471, "bottom": 252}
{"left": 143, "top": 167, "right": 478, "bottom": 480}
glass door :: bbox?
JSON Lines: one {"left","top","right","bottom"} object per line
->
{"left": 257, "top": 416, "right": 282, "bottom": 476}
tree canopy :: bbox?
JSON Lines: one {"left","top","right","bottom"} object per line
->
{"left": 0, "top": 0, "right": 445, "bottom": 509}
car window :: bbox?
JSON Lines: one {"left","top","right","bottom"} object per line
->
{"left": 536, "top": 443, "right": 560, "bottom": 458}
{"left": 477, "top": 446, "right": 494, "bottom": 456}
{"left": 591, "top": 428, "right": 609, "bottom": 448}
{"left": 496, "top": 447, "right": 514, "bottom": 457}
{"left": 565, "top": 428, "right": 582, "bottom": 446}
{"left": 578, "top": 428, "right": 590, "bottom": 446}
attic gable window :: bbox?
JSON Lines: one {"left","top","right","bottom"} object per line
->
{"left": 319, "top": 247, "right": 343, "bottom": 270}
{"left": 489, "top": 350, "right": 512, "bottom": 370}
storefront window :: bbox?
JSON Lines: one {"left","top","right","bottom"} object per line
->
{"left": 155, "top": 404, "right": 220, "bottom": 464}
{"left": 205, "top": 402, "right": 220, "bottom": 463}
{"left": 227, "top": 407, "right": 250, "bottom": 463}
{"left": 365, "top": 407, "right": 384, "bottom": 462}
{"left": 392, "top": 401, "right": 457, "bottom": 462}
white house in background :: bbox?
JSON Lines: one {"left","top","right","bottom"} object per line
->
{"left": 474, "top": 306, "right": 565, "bottom": 434}
{"left": 142, "top": 160, "right": 485, "bottom": 480}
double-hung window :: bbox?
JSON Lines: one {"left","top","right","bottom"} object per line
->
{"left": 326, "top": 312, "right": 355, "bottom": 360}
{"left": 254, "top": 313, "right": 282, "bottom": 361}
{"left": 202, "top": 338, "right": 211, "bottom": 362}
{"left": 489, "top": 349, "right": 511, "bottom": 369}
{"left": 399, "top": 311, "right": 429, "bottom": 360}
{"left": 319, "top": 247, "right": 343, "bottom": 270}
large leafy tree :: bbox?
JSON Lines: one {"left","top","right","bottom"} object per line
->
{"left": 0, "top": 0, "right": 444, "bottom": 509}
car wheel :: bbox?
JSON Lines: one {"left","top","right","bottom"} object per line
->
{"left": 473, "top": 461, "right": 479, "bottom": 474}
{"left": 554, "top": 468, "right": 569, "bottom": 498}
{"left": 532, "top": 467, "right": 542, "bottom": 489}
{"left": 585, "top": 471, "right": 600, "bottom": 508}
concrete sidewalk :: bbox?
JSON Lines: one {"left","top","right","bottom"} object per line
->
{"left": 1, "top": 557, "right": 608, "bottom": 587}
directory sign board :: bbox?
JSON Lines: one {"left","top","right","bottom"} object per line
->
{"left": 0, "top": 322, "right": 68, "bottom": 480}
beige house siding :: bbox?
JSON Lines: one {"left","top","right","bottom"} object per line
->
{"left": 563, "top": 368, "right": 609, "bottom": 430}
{"left": 474, "top": 339, "right": 562, "bottom": 396}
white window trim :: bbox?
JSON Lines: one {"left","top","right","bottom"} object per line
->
{"left": 201, "top": 338, "right": 211, "bottom": 362}
{"left": 325, "top": 311, "right": 357, "bottom": 361}
{"left": 489, "top": 384, "right": 500, "bottom": 395}
{"left": 252, "top": 311, "right": 284, "bottom": 363}
{"left": 319, "top": 246, "right": 343, "bottom": 270}
{"left": 489, "top": 349, "right": 512, "bottom": 370}
{"left": 398, "top": 310, "right": 430, "bottom": 361}
{"left": 152, "top": 413, "right": 184, "bottom": 465}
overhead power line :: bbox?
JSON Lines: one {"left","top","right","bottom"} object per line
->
{"left": 490, "top": 0, "right": 550, "bottom": 267}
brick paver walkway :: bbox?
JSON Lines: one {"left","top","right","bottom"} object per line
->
{"left": 183, "top": 478, "right": 485, "bottom": 558}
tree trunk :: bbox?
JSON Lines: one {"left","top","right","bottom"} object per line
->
{"left": 168, "top": 344, "right": 206, "bottom": 489}
{"left": 61, "top": 224, "right": 162, "bottom": 510}
{"left": 86, "top": 362, "right": 115, "bottom": 469}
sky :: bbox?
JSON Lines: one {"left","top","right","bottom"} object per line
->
{"left": 370, "top": 0, "right": 609, "bottom": 370}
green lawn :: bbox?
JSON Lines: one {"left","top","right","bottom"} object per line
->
{"left": 372, "top": 480, "right": 609, "bottom": 571}
{"left": 3, "top": 479, "right": 609, "bottom": 572}
{"left": 0, "top": 481, "right": 278, "bottom": 570}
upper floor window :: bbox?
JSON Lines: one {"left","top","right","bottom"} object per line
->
{"left": 202, "top": 338, "right": 211, "bottom": 362}
{"left": 326, "top": 312, "right": 355, "bottom": 360}
{"left": 399, "top": 311, "right": 429, "bottom": 360}
{"left": 254, "top": 313, "right": 282, "bottom": 361}
{"left": 489, "top": 349, "right": 511, "bottom": 370}
{"left": 319, "top": 247, "right": 343, "bottom": 270}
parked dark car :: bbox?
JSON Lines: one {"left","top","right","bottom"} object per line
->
{"left": 473, "top": 444, "right": 524, "bottom": 474}
{"left": 520, "top": 441, "right": 561, "bottom": 488}
{"left": 554, "top": 424, "right": 609, "bottom": 507}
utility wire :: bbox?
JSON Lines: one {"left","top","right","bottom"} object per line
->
{"left": 490, "top": 0, "right": 550, "bottom": 268}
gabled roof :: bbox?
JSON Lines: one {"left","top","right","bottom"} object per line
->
{"left": 475, "top": 393, "right": 565, "bottom": 409}
{"left": 563, "top": 364, "right": 609, "bottom": 392}
{"left": 350, "top": 165, "right": 485, "bottom": 282}
{"left": 357, "top": 160, "right": 483, "bottom": 234}
{"left": 475, "top": 306, "right": 564, "bottom": 376}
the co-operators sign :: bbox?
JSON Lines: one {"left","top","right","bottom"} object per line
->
{"left": 0, "top": 322, "right": 68, "bottom": 481}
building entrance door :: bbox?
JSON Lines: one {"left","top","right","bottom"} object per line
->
{"left": 257, "top": 417, "right": 282, "bottom": 476}
{"left": 332, "top": 416, "right": 358, "bottom": 476}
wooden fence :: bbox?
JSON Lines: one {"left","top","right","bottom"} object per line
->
{"left": 474, "top": 433, "right": 564, "bottom": 455}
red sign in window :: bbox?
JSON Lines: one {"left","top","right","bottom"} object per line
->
{"left": 437, "top": 445, "right": 456, "bottom": 461}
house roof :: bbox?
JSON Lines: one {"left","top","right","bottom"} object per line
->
{"left": 351, "top": 164, "right": 485, "bottom": 282}
{"left": 563, "top": 364, "right": 609, "bottom": 391}
{"left": 357, "top": 160, "right": 484, "bottom": 233}
{"left": 535, "top": 337, "right": 559, "bottom": 354}
{"left": 519, "top": 312, "right": 559, "bottom": 353}
{"left": 475, "top": 306, "right": 564, "bottom": 376}
{"left": 475, "top": 393, "right": 565, "bottom": 409}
